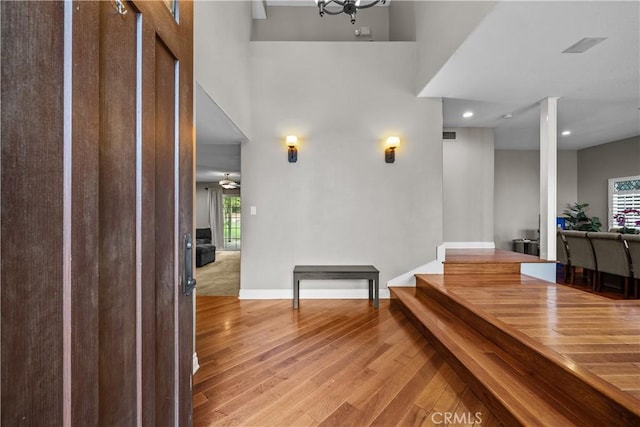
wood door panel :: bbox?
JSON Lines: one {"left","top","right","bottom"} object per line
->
{"left": 98, "top": 2, "right": 138, "bottom": 424}
{"left": 70, "top": 2, "right": 100, "bottom": 424}
{"left": 1, "top": 1, "right": 193, "bottom": 424}
{"left": 154, "top": 37, "right": 177, "bottom": 425}
{"left": 140, "top": 12, "right": 159, "bottom": 427}
{"left": 1, "top": 2, "right": 64, "bottom": 424}
{"left": 172, "top": 4, "right": 195, "bottom": 424}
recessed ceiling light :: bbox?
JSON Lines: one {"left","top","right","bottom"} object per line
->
{"left": 503, "top": 113, "right": 513, "bottom": 119}
{"left": 462, "top": 111, "right": 474, "bottom": 118}
{"left": 561, "top": 130, "right": 571, "bottom": 136}
{"left": 562, "top": 37, "right": 607, "bottom": 54}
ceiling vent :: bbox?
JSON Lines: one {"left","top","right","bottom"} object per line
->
{"left": 443, "top": 131, "right": 457, "bottom": 140}
{"left": 562, "top": 37, "right": 607, "bottom": 53}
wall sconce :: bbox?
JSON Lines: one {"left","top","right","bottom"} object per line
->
{"left": 286, "top": 135, "right": 298, "bottom": 163}
{"left": 385, "top": 136, "right": 400, "bottom": 163}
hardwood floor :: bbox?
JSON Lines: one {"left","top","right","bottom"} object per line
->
{"left": 423, "top": 274, "right": 640, "bottom": 401}
{"left": 556, "top": 265, "right": 627, "bottom": 300}
{"left": 193, "top": 297, "right": 500, "bottom": 426}
{"left": 192, "top": 249, "right": 640, "bottom": 425}
{"left": 391, "top": 249, "right": 640, "bottom": 426}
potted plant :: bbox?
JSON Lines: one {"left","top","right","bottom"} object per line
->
{"left": 613, "top": 208, "right": 640, "bottom": 234}
{"left": 562, "top": 202, "right": 602, "bottom": 232}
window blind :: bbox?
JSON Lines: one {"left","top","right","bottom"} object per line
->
{"left": 609, "top": 176, "right": 640, "bottom": 231}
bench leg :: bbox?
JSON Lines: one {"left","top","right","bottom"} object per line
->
{"left": 374, "top": 278, "right": 379, "bottom": 309}
{"left": 293, "top": 275, "right": 299, "bottom": 309}
{"left": 368, "top": 279, "right": 373, "bottom": 301}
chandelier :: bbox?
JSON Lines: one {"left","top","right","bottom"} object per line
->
{"left": 314, "top": 0, "right": 386, "bottom": 25}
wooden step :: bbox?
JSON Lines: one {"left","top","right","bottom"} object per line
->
{"left": 444, "top": 262, "right": 520, "bottom": 275}
{"left": 395, "top": 274, "right": 640, "bottom": 426}
{"left": 443, "top": 248, "right": 547, "bottom": 275}
{"left": 390, "top": 287, "right": 584, "bottom": 426}
{"left": 416, "top": 275, "right": 640, "bottom": 425}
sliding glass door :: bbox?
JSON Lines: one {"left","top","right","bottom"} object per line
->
{"left": 223, "top": 195, "right": 241, "bottom": 250}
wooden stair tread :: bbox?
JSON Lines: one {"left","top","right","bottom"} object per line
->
{"left": 443, "top": 249, "right": 551, "bottom": 275}
{"left": 445, "top": 249, "right": 548, "bottom": 264}
{"left": 416, "top": 273, "right": 640, "bottom": 415}
{"left": 417, "top": 273, "right": 543, "bottom": 285}
{"left": 391, "top": 287, "right": 582, "bottom": 426}
{"left": 392, "top": 249, "right": 639, "bottom": 426}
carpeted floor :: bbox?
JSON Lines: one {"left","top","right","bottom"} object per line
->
{"left": 195, "top": 251, "right": 240, "bottom": 296}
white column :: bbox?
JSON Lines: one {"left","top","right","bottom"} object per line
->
{"left": 540, "top": 97, "right": 558, "bottom": 261}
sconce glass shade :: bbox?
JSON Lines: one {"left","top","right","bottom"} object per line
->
{"left": 286, "top": 135, "right": 298, "bottom": 147}
{"left": 386, "top": 136, "right": 400, "bottom": 149}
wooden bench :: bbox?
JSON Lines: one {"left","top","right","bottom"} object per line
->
{"left": 293, "top": 265, "right": 379, "bottom": 309}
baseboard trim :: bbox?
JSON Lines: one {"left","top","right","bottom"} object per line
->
{"left": 193, "top": 352, "right": 200, "bottom": 375}
{"left": 387, "top": 258, "right": 444, "bottom": 286}
{"left": 443, "top": 241, "right": 496, "bottom": 249}
{"left": 386, "top": 242, "right": 497, "bottom": 287}
{"left": 239, "top": 288, "right": 391, "bottom": 300}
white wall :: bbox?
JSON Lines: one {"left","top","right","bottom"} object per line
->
{"left": 414, "top": 1, "right": 496, "bottom": 94}
{"left": 251, "top": 6, "right": 389, "bottom": 41}
{"left": 389, "top": 1, "right": 415, "bottom": 41}
{"left": 494, "top": 150, "right": 578, "bottom": 250}
{"left": 495, "top": 138, "right": 640, "bottom": 248}
{"left": 195, "top": 1, "right": 252, "bottom": 137}
{"left": 577, "top": 136, "right": 640, "bottom": 226}
{"left": 557, "top": 150, "right": 578, "bottom": 215}
{"left": 443, "top": 128, "right": 494, "bottom": 243}
{"left": 242, "top": 42, "right": 443, "bottom": 293}
{"left": 195, "top": 182, "right": 210, "bottom": 229}
{"left": 494, "top": 150, "right": 539, "bottom": 250}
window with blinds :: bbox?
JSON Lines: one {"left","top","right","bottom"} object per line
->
{"left": 608, "top": 175, "right": 640, "bottom": 231}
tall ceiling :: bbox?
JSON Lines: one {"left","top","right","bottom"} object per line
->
{"left": 195, "top": 1, "right": 640, "bottom": 182}
{"left": 195, "top": 83, "right": 245, "bottom": 183}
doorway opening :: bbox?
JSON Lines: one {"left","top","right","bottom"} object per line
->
{"left": 223, "top": 195, "right": 241, "bottom": 250}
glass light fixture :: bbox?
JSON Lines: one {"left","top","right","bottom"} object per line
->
{"left": 286, "top": 135, "right": 298, "bottom": 163}
{"left": 385, "top": 136, "right": 400, "bottom": 163}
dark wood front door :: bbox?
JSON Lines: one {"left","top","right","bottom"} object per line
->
{"left": 1, "top": 1, "right": 194, "bottom": 425}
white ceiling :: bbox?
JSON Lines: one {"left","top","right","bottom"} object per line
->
{"left": 423, "top": 1, "right": 640, "bottom": 150}
{"left": 195, "top": 83, "right": 245, "bottom": 183}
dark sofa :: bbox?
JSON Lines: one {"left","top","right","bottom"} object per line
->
{"left": 195, "top": 228, "right": 216, "bottom": 267}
